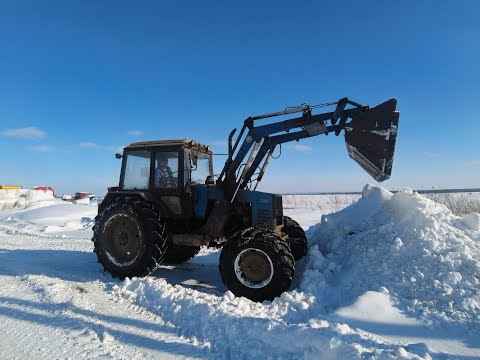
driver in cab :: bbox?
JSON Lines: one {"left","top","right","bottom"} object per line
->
{"left": 155, "top": 155, "right": 176, "bottom": 188}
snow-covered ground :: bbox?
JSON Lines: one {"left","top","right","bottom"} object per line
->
{"left": 0, "top": 186, "right": 479, "bottom": 359}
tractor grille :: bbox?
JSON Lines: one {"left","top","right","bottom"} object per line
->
{"left": 257, "top": 209, "right": 271, "bottom": 226}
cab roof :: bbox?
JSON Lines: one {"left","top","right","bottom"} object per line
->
{"left": 124, "top": 139, "right": 212, "bottom": 154}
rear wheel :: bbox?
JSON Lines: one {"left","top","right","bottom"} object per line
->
{"left": 92, "top": 197, "right": 168, "bottom": 279}
{"left": 283, "top": 216, "right": 308, "bottom": 261}
{"left": 219, "top": 227, "right": 295, "bottom": 302}
{"left": 162, "top": 244, "right": 201, "bottom": 264}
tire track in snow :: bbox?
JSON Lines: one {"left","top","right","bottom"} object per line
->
{"left": 0, "top": 274, "right": 113, "bottom": 359}
{"left": 20, "top": 274, "right": 206, "bottom": 359}
{"left": 0, "top": 233, "right": 206, "bottom": 359}
{"left": 0, "top": 224, "right": 89, "bottom": 241}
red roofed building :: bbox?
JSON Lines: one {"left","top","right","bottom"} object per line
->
{"left": 33, "top": 186, "right": 56, "bottom": 197}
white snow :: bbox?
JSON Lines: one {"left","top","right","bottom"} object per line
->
{"left": 335, "top": 290, "right": 421, "bottom": 326}
{"left": 72, "top": 197, "right": 91, "bottom": 205}
{"left": 0, "top": 202, "right": 96, "bottom": 238}
{"left": 462, "top": 212, "right": 480, "bottom": 231}
{"left": 0, "top": 185, "right": 479, "bottom": 359}
{"left": 0, "top": 189, "right": 59, "bottom": 210}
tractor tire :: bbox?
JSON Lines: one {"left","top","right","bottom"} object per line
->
{"left": 92, "top": 197, "right": 168, "bottom": 279}
{"left": 162, "top": 244, "right": 201, "bottom": 264}
{"left": 283, "top": 216, "right": 308, "bottom": 261}
{"left": 219, "top": 227, "right": 295, "bottom": 302}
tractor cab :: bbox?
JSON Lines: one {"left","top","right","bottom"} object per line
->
{"left": 118, "top": 139, "right": 213, "bottom": 191}
{"left": 110, "top": 139, "right": 214, "bottom": 219}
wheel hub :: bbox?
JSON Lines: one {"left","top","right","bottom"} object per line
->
{"left": 117, "top": 231, "right": 129, "bottom": 246}
{"left": 240, "top": 252, "right": 269, "bottom": 282}
{"left": 104, "top": 215, "right": 141, "bottom": 265}
{"left": 234, "top": 248, "right": 274, "bottom": 289}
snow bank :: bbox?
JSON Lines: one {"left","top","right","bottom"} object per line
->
{"left": 112, "top": 185, "right": 479, "bottom": 358}
{"left": 305, "top": 184, "right": 480, "bottom": 326}
{"left": 112, "top": 278, "right": 413, "bottom": 359}
{"left": 0, "top": 202, "right": 97, "bottom": 237}
{"left": 0, "top": 189, "right": 58, "bottom": 210}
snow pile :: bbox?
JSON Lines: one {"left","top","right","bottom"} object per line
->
{"left": 113, "top": 278, "right": 407, "bottom": 359}
{"left": 0, "top": 189, "right": 58, "bottom": 210}
{"left": 0, "top": 202, "right": 97, "bottom": 237}
{"left": 112, "top": 185, "right": 480, "bottom": 358}
{"left": 304, "top": 184, "right": 480, "bottom": 326}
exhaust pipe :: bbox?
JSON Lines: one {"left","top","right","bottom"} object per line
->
{"left": 344, "top": 98, "right": 400, "bottom": 182}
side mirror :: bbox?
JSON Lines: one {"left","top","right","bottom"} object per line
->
{"left": 115, "top": 153, "right": 123, "bottom": 159}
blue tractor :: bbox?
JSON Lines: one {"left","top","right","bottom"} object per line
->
{"left": 93, "top": 97, "right": 400, "bottom": 301}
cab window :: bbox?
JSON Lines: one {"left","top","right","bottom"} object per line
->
{"left": 184, "top": 150, "right": 213, "bottom": 185}
{"left": 191, "top": 152, "right": 212, "bottom": 184}
{"left": 122, "top": 150, "right": 150, "bottom": 190}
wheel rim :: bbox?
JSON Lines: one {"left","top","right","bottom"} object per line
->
{"left": 234, "top": 248, "right": 274, "bottom": 289}
{"left": 104, "top": 214, "right": 141, "bottom": 266}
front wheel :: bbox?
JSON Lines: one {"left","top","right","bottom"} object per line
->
{"left": 92, "top": 197, "right": 168, "bottom": 279}
{"left": 219, "top": 227, "right": 295, "bottom": 302}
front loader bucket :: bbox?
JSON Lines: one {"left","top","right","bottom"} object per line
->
{"left": 345, "top": 98, "right": 399, "bottom": 182}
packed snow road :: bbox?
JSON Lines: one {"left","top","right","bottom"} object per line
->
{"left": 0, "top": 186, "right": 479, "bottom": 359}
{"left": 0, "top": 234, "right": 207, "bottom": 359}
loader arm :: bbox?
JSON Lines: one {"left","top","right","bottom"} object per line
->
{"left": 219, "top": 97, "right": 399, "bottom": 200}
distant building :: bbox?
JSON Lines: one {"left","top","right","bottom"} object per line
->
{"left": 74, "top": 192, "right": 94, "bottom": 199}
{"left": 33, "top": 186, "right": 56, "bottom": 197}
{"left": 0, "top": 185, "right": 23, "bottom": 190}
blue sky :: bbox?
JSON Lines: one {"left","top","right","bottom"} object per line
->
{"left": 1, "top": 1, "right": 479, "bottom": 196}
